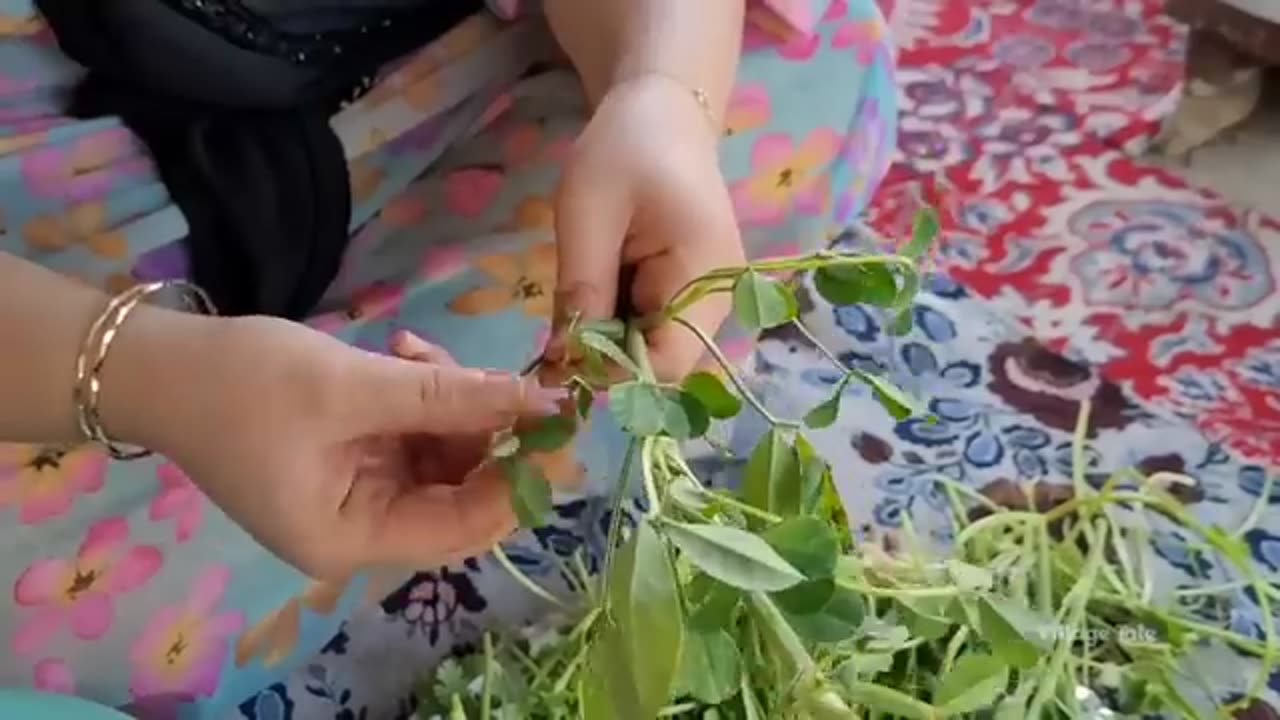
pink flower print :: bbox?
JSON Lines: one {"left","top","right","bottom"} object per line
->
{"left": 419, "top": 242, "right": 468, "bottom": 282}
{"left": 761, "top": 240, "right": 803, "bottom": 260}
{"left": 19, "top": 128, "right": 136, "bottom": 202}
{"left": 308, "top": 283, "right": 404, "bottom": 333}
{"left": 824, "top": 0, "right": 848, "bottom": 21}
{"left": 150, "top": 463, "right": 204, "bottom": 543}
{"left": 731, "top": 129, "right": 841, "bottom": 225}
{"left": 725, "top": 84, "right": 771, "bottom": 137}
{"left": 743, "top": 17, "right": 821, "bottom": 60}
{"left": 832, "top": 18, "right": 886, "bottom": 65}
{"left": 474, "top": 92, "right": 514, "bottom": 134}
{"left": 129, "top": 566, "right": 244, "bottom": 707}
{"left": 0, "top": 443, "right": 106, "bottom": 525}
{"left": 443, "top": 166, "right": 504, "bottom": 218}
{"left": 12, "top": 517, "right": 163, "bottom": 655}
{"left": 503, "top": 123, "right": 542, "bottom": 166}
{"left": 719, "top": 336, "right": 756, "bottom": 366}
{"left": 542, "top": 135, "right": 573, "bottom": 163}
{"left": 33, "top": 659, "right": 75, "bottom": 695}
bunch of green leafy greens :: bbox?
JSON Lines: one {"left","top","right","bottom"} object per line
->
{"left": 417, "top": 210, "right": 1279, "bottom": 720}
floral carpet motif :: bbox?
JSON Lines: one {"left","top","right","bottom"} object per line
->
{"left": 868, "top": 0, "right": 1280, "bottom": 466}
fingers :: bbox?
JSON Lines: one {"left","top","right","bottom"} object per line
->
{"left": 352, "top": 350, "right": 568, "bottom": 435}
{"left": 635, "top": 185, "right": 745, "bottom": 382}
{"left": 547, "top": 156, "right": 632, "bottom": 359}
{"left": 352, "top": 462, "right": 517, "bottom": 569}
{"left": 389, "top": 330, "right": 456, "bottom": 366}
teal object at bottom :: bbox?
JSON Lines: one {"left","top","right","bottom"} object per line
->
{"left": 0, "top": 690, "right": 131, "bottom": 719}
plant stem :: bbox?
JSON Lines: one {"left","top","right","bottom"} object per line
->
{"left": 601, "top": 438, "right": 640, "bottom": 589}
{"left": 625, "top": 325, "right": 656, "bottom": 383}
{"left": 640, "top": 436, "right": 661, "bottom": 518}
{"left": 491, "top": 544, "right": 567, "bottom": 608}
{"left": 481, "top": 632, "right": 494, "bottom": 720}
{"left": 671, "top": 316, "right": 790, "bottom": 427}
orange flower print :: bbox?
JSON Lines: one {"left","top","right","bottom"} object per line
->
{"left": 0, "top": 444, "right": 106, "bottom": 525}
{"left": 22, "top": 203, "right": 125, "bottom": 259}
{"left": 235, "top": 578, "right": 349, "bottom": 669}
{"left": 730, "top": 129, "right": 841, "bottom": 225}
{"left": 504, "top": 196, "right": 554, "bottom": 231}
{"left": 725, "top": 84, "right": 771, "bottom": 137}
{"left": 381, "top": 191, "right": 428, "bottom": 228}
{"left": 448, "top": 242, "right": 557, "bottom": 317}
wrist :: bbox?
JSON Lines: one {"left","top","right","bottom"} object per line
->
{"left": 599, "top": 73, "right": 724, "bottom": 143}
{"left": 94, "top": 304, "right": 224, "bottom": 456}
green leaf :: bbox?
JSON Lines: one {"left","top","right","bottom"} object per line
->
{"left": 577, "top": 329, "right": 641, "bottom": 376}
{"left": 516, "top": 415, "right": 575, "bottom": 452}
{"left": 803, "top": 374, "right": 853, "bottom": 429}
{"left": 904, "top": 206, "right": 941, "bottom": 259}
{"left": 662, "top": 521, "right": 804, "bottom": 592}
{"left": 888, "top": 307, "right": 914, "bottom": 336}
{"left": 687, "top": 573, "right": 742, "bottom": 631}
{"left": 682, "top": 371, "right": 742, "bottom": 419}
{"left": 795, "top": 436, "right": 854, "bottom": 552}
{"left": 977, "top": 597, "right": 1039, "bottom": 666}
{"left": 762, "top": 517, "right": 839, "bottom": 578}
{"left": 977, "top": 599, "right": 1042, "bottom": 669}
{"left": 608, "top": 382, "right": 703, "bottom": 438}
{"left": 573, "top": 383, "right": 594, "bottom": 420}
{"left": 605, "top": 521, "right": 685, "bottom": 720}
{"left": 945, "top": 560, "right": 994, "bottom": 593}
{"left": 732, "top": 270, "right": 797, "bottom": 330}
{"left": 677, "top": 390, "right": 711, "bottom": 439}
{"left": 772, "top": 578, "right": 835, "bottom": 616}
{"left": 581, "top": 628, "right": 638, "bottom": 720}
{"left": 813, "top": 263, "right": 899, "bottom": 307}
{"left": 608, "top": 381, "right": 667, "bottom": 436}
{"left": 501, "top": 458, "right": 552, "bottom": 528}
{"left": 898, "top": 598, "right": 953, "bottom": 641}
{"left": 850, "top": 369, "right": 917, "bottom": 420}
{"left": 837, "top": 652, "right": 896, "bottom": 680}
{"left": 676, "top": 629, "right": 741, "bottom": 705}
{"left": 783, "top": 585, "right": 865, "bottom": 643}
{"left": 840, "top": 681, "right": 938, "bottom": 720}
{"left": 742, "top": 429, "right": 803, "bottom": 517}
{"left": 933, "top": 653, "right": 1010, "bottom": 715}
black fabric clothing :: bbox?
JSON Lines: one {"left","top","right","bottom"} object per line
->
{"left": 35, "top": 0, "right": 482, "bottom": 318}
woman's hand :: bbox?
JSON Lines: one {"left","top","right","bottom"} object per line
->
{"left": 121, "top": 314, "right": 563, "bottom": 579}
{"left": 551, "top": 75, "right": 745, "bottom": 380}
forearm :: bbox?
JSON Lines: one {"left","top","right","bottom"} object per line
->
{"left": 0, "top": 252, "right": 214, "bottom": 448}
{"left": 544, "top": 0, "right": 744, "bottom": 119}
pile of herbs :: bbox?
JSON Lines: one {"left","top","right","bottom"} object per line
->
{"left": 417, "top": 211, "right": 1279, "bottom": 719}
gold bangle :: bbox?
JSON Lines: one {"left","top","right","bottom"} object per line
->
{"left": 73, "top": 280, "right": 217, "bottom": 460}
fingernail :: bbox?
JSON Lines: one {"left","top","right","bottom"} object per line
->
{"left": 531, "top": 385, "right": 571, "bottom": 414}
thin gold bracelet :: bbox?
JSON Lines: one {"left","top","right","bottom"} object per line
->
{"left": 612, "top": 71, "right": 721, "bottom": 134}
{"left": 73, "top": 280, "right": 217, "bottom": 460}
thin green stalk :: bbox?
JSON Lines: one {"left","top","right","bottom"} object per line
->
{"left": 1235, "top": 469, "right": 1275, "bottom": 539}
{"left": 670, "top": 316, "right": 789, "bottom": 427}
{"left": 492, "top": 544, "right": 566, "bottom": 608}
{"left": 481, "top": 632, "right": 494, "bottom": 720}
{"left": 601, "top": 437, "right": 640, "bottom": 588}
{"left": 640, "top": 436, "right": 661, "bottom": 518}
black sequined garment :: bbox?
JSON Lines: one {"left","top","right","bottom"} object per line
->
{"left": 35, "top": 0, "right": 482, "bottom": 318}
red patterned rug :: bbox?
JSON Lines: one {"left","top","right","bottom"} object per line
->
{"left": 869, "top": 0, "right": 1280, "bottom": 466}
